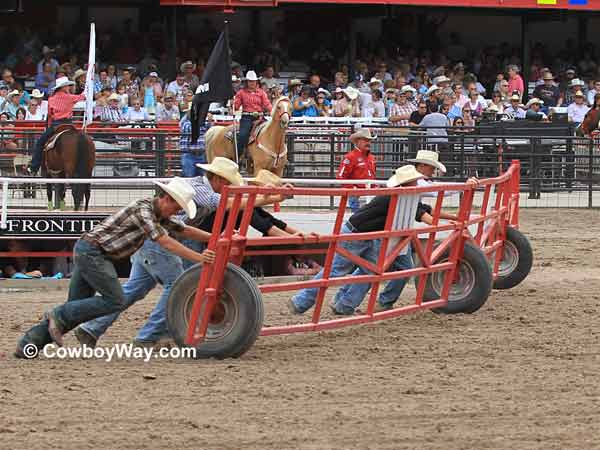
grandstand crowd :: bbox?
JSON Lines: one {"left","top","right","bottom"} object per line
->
{"left": 0, "top": 26, "right": 599, "bottom": 129}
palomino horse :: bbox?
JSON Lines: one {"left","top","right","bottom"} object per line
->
{"left": 205, "top": 96, "right": 292, "bottom": 176}
{"left": 42, "top": 125, "right": 96, "bottom": 211}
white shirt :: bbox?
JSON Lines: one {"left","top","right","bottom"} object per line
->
{"left": 167, "top": 81, "right": 186, "bottom": 100}
{"left": 417, "top": 177, "right": 460, "bottom": 198}
{"left": 126, "top": 107, "right": 150, "bottom": 122}
{"left": 587, "top": 89, "right": 598, "bottom": 106}
{"left": 567, "top": 103, "right": 589, "bottom": 123}
{"left": 504, "top": 105, "right": 526, "bottom": 119}
{"left": 25, "top": 109, "right": 45, "bottom": 121}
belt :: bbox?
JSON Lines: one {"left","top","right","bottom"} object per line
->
{"left": 242, "top": 112, "right": 262, "bottom": 118}
{"left": 345, "top": 221, "right": 357, "bottom": 233}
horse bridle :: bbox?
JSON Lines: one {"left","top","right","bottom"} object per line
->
{"left": 275, "top": 98, "right": 291, "bottom": 129}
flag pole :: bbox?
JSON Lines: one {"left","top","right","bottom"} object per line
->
{"left": 83, "top": 22, "right": 96, "bottom": 132}
{"left": 224, "top": 20, "right": 239, "bottom": 166}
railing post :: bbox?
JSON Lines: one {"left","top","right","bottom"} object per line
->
{"left": 588, "top": 137, "right": 594, "bottom": 209}
{"left": 1, "top": 180, "right": 9, "bottom": 229}
{"left": 286, "top": 133, "right": 294, "bottom": 178}
{"left": 330, "top": 133, "right": 335, "bottom": 209}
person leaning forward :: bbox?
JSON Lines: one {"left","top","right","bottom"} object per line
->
{"left": 15, "top": 178, "right": 217, "bottom": 358}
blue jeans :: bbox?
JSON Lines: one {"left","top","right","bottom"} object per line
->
{"left": 80, "top": 239, "right": 184, "bottom": 342}
{"left": 335, "top": 243, "right": 413, "bottom": 311}
{"left": 31, "top": 118, "right": 72, "bottom": 172}
{"left": 291, "top": 223, "right": 379, "bottom": 314}
{"left": 348, "top": 196, "right": 361, "bottom": 212}
{"left": 181, "top": 151, "right": 206, "bottom": 177}
{"left": 237, "top": 115, "right": 254, "bottom": 157}
{"left": 181, "top": 238, "right": 206, "bottom": 270}
{"left": 19, "top": 239, "right": 127, "bottom": 350}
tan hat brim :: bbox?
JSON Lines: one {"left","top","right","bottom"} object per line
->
{"left": 196, "top": 163, "right": 244, "bottom": 186}
{"left": 386, "top": 172, "right": 424, "bottom": 188}
{"left": 153, "top": 181, "right": 197, "bottom": 219}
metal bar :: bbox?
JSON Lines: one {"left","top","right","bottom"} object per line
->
{"left": 1, "top": 180, "right": 8, "bottom": 229}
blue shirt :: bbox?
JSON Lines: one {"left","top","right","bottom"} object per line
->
{"left": 179, "top": 117, "right": 210, "bottom": 154}
{"left": 176, "top": 176, "right": 222, "bottom": 225}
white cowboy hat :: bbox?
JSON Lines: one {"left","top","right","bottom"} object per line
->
{"left": 334, "top": 87, "right": 344, "bottom": 94}
{"left": 153, "top": 177, "right": 197, "bottom": 219}
{"left": 434, "top": 75, "right": 451, "bottom": 84}
{"left": 387, "top": 165, "right": 425, "bottom": 188}
{"left": 343, "top": 86, "right": 359, "bottom": 100}
{"left": 407, "top": 149, "right": 447, "bottom": 173}
{"left": 231, "top": 75, "right": 240, "bottom": 82}
{"left": 486, "top": 103, "right": 500, "bottom": 113}
{"left": 288, "top": 78, "right": 302, "bottom": 87}
{"left": 368, "top": 77, "right": 382, "bottom": 86}
{"left": 349, "top": 128, "right": 377, "bottom": 143}
{"left": 400, "top": 85, "right": 416, "bottom": 94}
{"left": 54, "top": 76, "right": 75, "bottom": 90}
{"left": 248, "top": 169, "right": 282, "bottom": 186}
{"left": 570, "top": 78, "right": 585, "bottom": 87}
{"left": 197, "top": 157, "right": 244, "bottom": 186}
{"left": 317, "top": 87, "right": 331, "bottom": 97}
{"left": 179, "top": 60, "right": 196, "bottom": 72}
{"left": 510, "top": 93, "right": 521, "bottom": 101}
{"left": 385, "top": 88, "right": 397, "bottom": 94}
{"left": 108, "top": 93, "right": 120, "bottom": 101}
{"left": 244, "top": 70, "right": 259, "bottom": 81}
{"left": 426, "top": 84, "right": 441, "bottom": 96}
{"left": 526, "top": 98, "right": 544, "bottom": 108}
{"left": 148, "top": 71, "right": 159, "bottom": 78}
{"left": 31, "top": 89, "right": 44, "bottom": 98}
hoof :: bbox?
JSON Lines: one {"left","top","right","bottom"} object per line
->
{"left": 59, "top": 201, "right": 66, "bottom": 211}
{"left": 47, "top": 201, "right": 53, "bottom": 211}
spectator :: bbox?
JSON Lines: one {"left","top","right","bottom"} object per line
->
{"left": 2, "top": 90, "right": 22, "bottom": 120}
{"left": 0, "top": 112, "right": 17, "bottom": 151}
{"left": 564, "top": 78, "right": 585, "bottom": 106}
{"left": 333, "top": 87, "right": 360, "bottom": 117}
{"left": 107, "top": 64, "right": 118, "bottom": 89}
{"left": 389, "top": 91, "right": 414, "bottom": 126}
{"left": 0, "top": 83, "right": 8, "bottom": 105}
{"left": 497, "top": 78, "right": 510, "bottom": 103}
{"left": 433, "top": 75, "right": 451, "bottom": 90}
{"left": 351, "top": 74, "right": 370, "bottom": 94}
{"left": 453, "top": 82, "right": 468, "bottom": 108}
{"left": 532, "top": 72, "right": 562, "bottom": 108}
{"left": 116, "top": 83, "right": 129, "bottom": 112}
{"left": 409, "top": 101, "right": 428, "bottom": 126}
{"left": 525, "top": 98, "right": 548, "bottom": 121}
{"left": 94, "top": 68, "right": 111, "bottom": 95}
{"left": 308, "top": 74, "right": 322, "bottom": 98}
{"left": 374, "top": 62, "right": 392, "bottom": 81}
{"left": 155, "top": 92, "right": 180, "bottom": 121}
{"left": 180, "top": 60, "right": 200, "bottom": 92}
{"left": 292, "top": 85, "right": 318, "bottom": 117}
{"left": 465, "top": 86, "right": 486, "bottom": 117}
{"left": 268, "top": 84, "right": 284, "bottom": 105}
{"left": 30, "top": 89, "right": 47, "bottom": 117}
{"left": 15, "top": 107, "right": 26, "bottom": 120}
{"left": 419, "top": 109, "right": 451, "bottom": 149}
{"left": 327, "top": 71, "right": 348, "bottom": 94}
{"left": 507, "top": 64, "right": 524, "bottom": 99}
{"left": 125, "top": 97, "right": 150, "bottom": 122}
{"left": 425, "top": 85, "right": 442, "bottom": 113}
{"left": 100, "top": 93, "right": 127, "bottom": 122}
{"left": 73, "top": 69, "right": 86, "bottom": 95}
{"left": 261, "top": 65, "right": 278, "bottom": 90}
{"left": 232, "top": 75, "right": 242, "bottom": 94}
{"left": 2, "top": 69, "right": 15, "bottom": 88}
{"left": 461, "top": 104, "right": 476, "bottom": 127}
{"left": 384, "top": 88, "right": 397, "bottom": 115}
{"left": 120, "top": 67, "right": 140, "bottom": 102}
{"left": 587, "top": 80, "right": 600, "bottom": 106}
{"left": 314, "top": 90, "right": 331, "bottom": 117}
{"left": 179, "top": 112, "right": 210, "bottom": 177}
{"left": 36, "top": 46, "right": 59, "bottom": 74}
{"left": 35, "top": 62, "right": 55, "bottom": 96}
{"left": 489, "top": 91, "right": 505, "bottom": 114}
{"left": 504, "top": 93, "right": 526, "bottom": 119}
{"left": 567, "top": 91, "right": 589, "bottom": 125}
{"left": 166, "top": 72, "right": 187, "bottom": 103}
{"left": 25, "top": 99, "right": 44, "bottom": 121}
{"left": 286, "top": 78, "right": 302, "bottom": 98}
{"left": 368, "top": 77, "right": 383, "bottom": 94}
{"left": 141, "top": 73, "right": 159, "bottom": 115}
{"left": 14, "top": 54, "right": 36, "bottom": 79}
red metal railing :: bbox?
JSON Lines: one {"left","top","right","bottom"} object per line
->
{"left": 185, "top": 160, "right": 521, "bottom": 346}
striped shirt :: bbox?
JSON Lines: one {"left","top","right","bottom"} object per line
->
{"left": 389, "top": 102, "right": 416, "bottom": 127}
{"left": 48, "top": 91, "right": 85, "bottom": 121}
{"left": 99, "top": 106, "right": 126, "bottom": 122}
{"left": 180, "top": 118, "right": 210, "bottom": 154}
{"left": 233, "top": 88, "right": 272, "bottom": 113}
{"left": 83, "top": 198, "right": 184, "bottom": 260}
{"left": 177, "top": 176, "right": 222, "bottom": 226}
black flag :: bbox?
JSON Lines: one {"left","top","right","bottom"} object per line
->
{"left": 190, "top": 25, "right": 233, "bottom": 141}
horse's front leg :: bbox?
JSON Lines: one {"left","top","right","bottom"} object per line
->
{"left": 46, "top": 183, "right": 53, "bottom": 211}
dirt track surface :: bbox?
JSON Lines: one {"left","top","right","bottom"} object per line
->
{"left": 1, "top": 209, "right": 600, "bottom": 450}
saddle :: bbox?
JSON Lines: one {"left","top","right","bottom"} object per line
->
{"left": 44, "top": 124, "right": 77, "bottom": 151}
{"left": 223, "top": 119, "right": 268, "bottom": 145}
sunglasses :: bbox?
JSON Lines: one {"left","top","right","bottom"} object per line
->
{"left": 463, "top": 109, "right": 472, "bottom": 113}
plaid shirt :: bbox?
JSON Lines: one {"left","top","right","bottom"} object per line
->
{"left": 180, "top": 118, "right": 210, "bottom": 154}
{"left": 389, "top": 102, "right": 416, "bottom": 126}
{"left": 83, "top": 198, "right": 184, "bottom": 260}
{"left": 233, "top": 88, "right": 272, "bottom": 113}
{"left": 99, "top": 106, "right": 126, "bottom": 122}
{"left": 48, "top": 91, "right": 85, "bottom": 121}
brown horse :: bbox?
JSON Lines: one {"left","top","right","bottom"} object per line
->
{"left": 42, "top": 125, "right": 96, "bottom": 211}
{"left": 205, "top": 97, "right": 292, "bottom": 176}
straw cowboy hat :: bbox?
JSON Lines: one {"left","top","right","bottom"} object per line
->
{"left": 485, "top": 103, "right": 500, "bottom": 113}
{"left": 31, "top": 89, "right": 44, "bottom": 98}
{"left": 526, "top": 98, "right": 544, "bottom": 108}
{"left": 153, "top": 177, "right": 197, "bottom": 219}
{"left": 163, "top": 91, "right": 175, "bottom": 100}
{"left": 288, "top": 78, "right": 302, "bottom": 88}
{"left": 108, "top": 93, "right": 120, "bottom": 101}
{"left": 73, "top": 69, "right": 86, "bottom": 81}
{"left": 6, "top": 90, "right": 20, "bottom": 99}
{"left": 426, "top": 84, "right": 441, "bottom": 96}
{"left": 197, "top": 157, "right": 244, "bottom": 186}
{"left": 368, "top": 77, "right": 382, "bottom": 86}
{"left": 179, "top": 60, "right": 196, "bottom": 72}
{"left": 575, "top": 90, "right": 585, "bottom": 98}
{"left": 343, "top": 86, "right": 359, "bottom": 100}
{"left": 349, "top": 128, "right": 377, "bottom": 144}
{"left": 510, "top": 93, "right": 521, "bottom": 101}
{"left": 408, "top": 149, "right": 447, "bottom": 173}
{"left": 244, "top": 70, "right": 259, "bottom": 81}
{"left": 543, "top": 72, "right": 554, "bottom": 80}
{"left": 433, "top": 75, "right": 451, "bottom": 85}
{"left": 400, "top": 85, "right": 416, "bottom": 94}
{"left": 53, "top": 76, "right": 75, "bottom": 90}
{"left": 387, "top": 165, "right": 425, "bottom": 188}
{"left": 385, "top": 88, "right": 397, "bottom": 94}
{"left": 248, "top": 169, "right": 282, "bottom": 186}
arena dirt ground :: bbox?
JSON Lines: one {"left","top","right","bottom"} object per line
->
{"left": 1, "top": 208, "right": 599, "bottom": 450}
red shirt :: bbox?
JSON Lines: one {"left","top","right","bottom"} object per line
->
{"left": 233, "top": 88, "right": 272, "bottom": 113}
{"left": 337, "top": 148, "right": 376, "bottom": 188}
{"left": 508, "top": 75, "right": 524, "bottom": 97}
{"left": 48, "top": 91, "right": 85, "bottom": 122}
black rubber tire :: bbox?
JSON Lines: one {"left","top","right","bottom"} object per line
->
{"left": 424, "top": 242, "right": 493, "bottom": 314}
{"left": 167, "top": 263, "right": 264, "bottom": 359}
{"left": 493, "top": 226, "right": 533, "bottom": 290}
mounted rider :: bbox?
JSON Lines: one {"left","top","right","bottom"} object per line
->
{"left": 232, "top": 70, "right": 272, "bottom": 159}
{"left": 30, "top": 76, "right": 85, "bottom": 174}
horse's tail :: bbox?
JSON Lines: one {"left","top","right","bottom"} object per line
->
{"left": 75, "top": 132, "right": 89, "bottom": 178}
